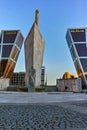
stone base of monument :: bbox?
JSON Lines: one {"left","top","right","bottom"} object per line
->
{"left": 35, "top": 87, "right": 46, "bottom": 92}
{"left": 28, "top": 85, "right": 35, "bottom": 92}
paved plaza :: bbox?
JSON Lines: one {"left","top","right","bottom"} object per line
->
{"left": 0, "top": 92, "right": 87, "bottom": 129}
{"left": 0, "top": 92, "right": 87, "bottom": 103}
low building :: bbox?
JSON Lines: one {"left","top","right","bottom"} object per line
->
{"left": 10, "top": 72, "right": 25, "bottom": 87}
{"left": 56, "top": 78, "right": 82, "bottom": 92}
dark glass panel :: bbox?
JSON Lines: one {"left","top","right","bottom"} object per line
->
{"left": 85, "top": 74, "right": 87, "bottom": 79}
{"left": 2, "top": 45, "right": 13, "bottom": 57}
{"left": 70, "top": 29, "right": 86, "bottom": 42}
{"left": 75, "top": 44, "right": 87, "bottom": 57}
{"left": 41, "top": 75, "right": 44, "bottom": 81}
{"left": 70, "top": 46, "right": 77, "bottom": 61}
{"left": 0, "top": 60, "right": 8, "bottom": 77}
{"left": 0, "top": 32, "right": 2, "bottom": 43}
{"left": 15, "top": 33, "right": 23, "bottom": 48}
{"left": 80, "top": 58, "right": 87, "bottom": 72}
{"left": 41, "top": 69, "right": 45, "bottom": 75}
{"left": 3, "top": 60, "right": 15, "bottom": 79}
{"left": 3, "top": 31, "right": 18, "bottom": 43}
{"left": 66, "top": 31, "right": 72, "bottom": 48}
{"left": 11, "top": 46, "right": 19, "bottom": 61}
{"left": 0, "top": 45, "right": 1, "bottom": 55}
{"left": 74, "top": 59, "right": 83, "bottom": 77}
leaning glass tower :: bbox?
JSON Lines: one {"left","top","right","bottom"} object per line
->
{"left": 66, "top": 28, "right": 87, "bottom": 87}
{"left": 0, "top": 30, "right": 24, "bottom": 79}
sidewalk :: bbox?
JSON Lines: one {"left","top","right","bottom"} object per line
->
{"left": 0, "top": 92, "right": 86, "bottom": 103}
{"left": 0, "top": 92, "right": 87, "bottom": 129}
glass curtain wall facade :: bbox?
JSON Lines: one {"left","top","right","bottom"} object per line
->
{"left": 10, "top": 72, "right": 25, "bottom": 86}
{"left": 0, "top": 30, "right": 24, "bottom": 79}
{"left": 66, "top": 28, "right": 87, "bottom": 87}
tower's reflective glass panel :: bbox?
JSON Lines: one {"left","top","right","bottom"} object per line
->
{"left": 0, "top": 30, "right": 24, "bottom": 79}
{"left": 66, "top": 28, "right": 87, "bottom": 86}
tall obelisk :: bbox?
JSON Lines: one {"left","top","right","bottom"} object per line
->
{"left": 24, "top": 10, "right": 45, "bottom": 91}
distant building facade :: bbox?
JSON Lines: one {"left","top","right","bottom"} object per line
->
{"left": 24, "top": 10, "right": 45, "bottom": 89}
{"left": 0, "top": 30, "right": 24, "bottom": 80}
{"left": 66, "top": 28, "right": 87, "bottom": 87}
{"left": 41, "top": 66, "right": 47, "bottom": 86}
{"left": 56, "top": 78, "right": 82, "bottom": 92}
{"left": 10, "top": 67, "right": 47, "bottom": 87}
{"left": 10, "top": 72, "right": 25, "bottom": 86}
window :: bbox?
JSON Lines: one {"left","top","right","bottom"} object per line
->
{"left": 0, "top": 32, "right": 2, "bottom": 43}
{"left": 66, "top": 32, "right": 72, "bottom": 48}
{"left": 3, "top": 31, "right": 18, "bottom": 43}
{"left": 80, "top": 58, "right": 87, "bottom": 72}
{"left": 85, "top": 74, "right": 87, "bottom": 79}
{"left": 41, "top": 69, "right": 45, "bottom": 75}
{"left": 70, "top": 29, "right": 86, "bottom": 42}
{"left": 70, "top": 46, "right": 76, "bottom": 61}
{"left": 75, "top": 44, "right": 87, "bottom": 57}
{"left": 2, "top": 45, "right": 13, "bottom": 57}
{"left": 0, "top": 45, "right": 1, "bottom": 55}
{"left": 74, "top": 59, "right": 83, "bottom": 76}
{"left": 41, "top": 75, "right": 44, "bottom": 81}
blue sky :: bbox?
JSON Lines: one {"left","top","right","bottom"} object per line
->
{"left": 0, "top": 0, "right": 87, "bottom": 85}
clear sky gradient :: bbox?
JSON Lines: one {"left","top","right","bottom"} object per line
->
{"left": 0, "top": 0, "right": 87, "bottom": 85}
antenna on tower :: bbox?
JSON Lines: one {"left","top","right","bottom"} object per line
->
{"left": 35, "top": 9, "right": 39, "bottom": 26}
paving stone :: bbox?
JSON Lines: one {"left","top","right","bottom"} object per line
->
{"left": 0, "top": 93, "right": 87, "bottom": 129}
{"left": 0, "top": 103, "right": 87, "bottom": 129}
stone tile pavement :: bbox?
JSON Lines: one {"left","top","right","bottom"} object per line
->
{"left": 0, "top": 92, "right": 87, "bottom": 129}
{"left": 0, "top": 92, "right": 87, "bottom": 103}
